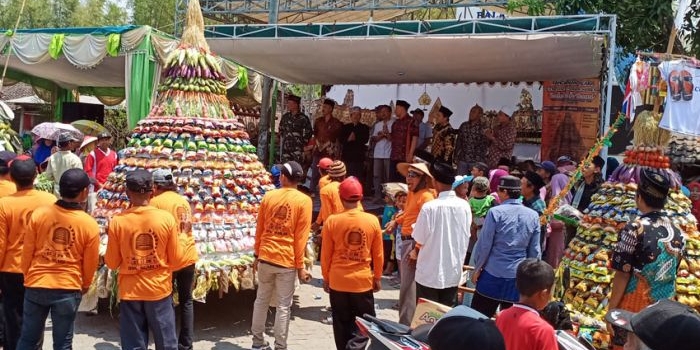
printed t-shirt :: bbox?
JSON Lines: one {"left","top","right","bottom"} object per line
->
{"left": 321, "top": 208, "right": 383, "bottom": 293}
{"left": 84, "top": 148, "right": 118, "bottom": 186}
{"left": 0, "top": 180, "right": 16, "bottom": 198}
{"left": 22, "top": 204, "right": 100, "bottom": 291}
{"left": 150, "top": 191, "right": 198, "bottom": 271}
{"left": 0, "top": 189, "right": 58, "bottom": 273}
{"left": 496, "top": 304, "right": 559, "bottom": 350}
{"left": 317, "top": 181, "right": 364, "bottom": 225}
{"left": 658, "top": 60, "right": 700, "bottom": 135}
{"left": 381, "top": 205, "right": 397, "bottom": 240}
{"left": 318, "top": 175, "right": 331, "bottom": 191}
{"left": 611, "top": 212, "right": 684, "bottom": 311}
{"left": 395, "top": 188, "right": 435, "bottom": 236}
{"left": 104, "top": 206, "right": 181, "bottom": 301}
{"left": 255, "top": 187, "right": 312, "bottom": 269}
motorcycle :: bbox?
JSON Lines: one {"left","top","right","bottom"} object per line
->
{"left": 352, "top": 314, "right": 431, "bottom": 350}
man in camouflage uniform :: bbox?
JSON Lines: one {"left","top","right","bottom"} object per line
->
{"left": 279, "top": 94, "right": 313, "bottom": 165}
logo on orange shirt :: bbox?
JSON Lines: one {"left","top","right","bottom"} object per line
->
{"left": 128, "top": 230, "right": 161, "bottom": 271}
{"left": 340, "top": 229, "right": 368, "bottom": 262}
{"left": 38, "top": 224, "right": 75, "bottom": 263}
{"left": 268, "top": 204, "right": 292, "bottom": 236}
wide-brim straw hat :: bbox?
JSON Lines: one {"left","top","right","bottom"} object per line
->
{"left": 397, "top": 162, "right": 434, "bottom": 179}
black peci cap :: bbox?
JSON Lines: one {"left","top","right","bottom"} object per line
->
{"left": 638, "top": 169, "right": 670, "bottom": 201}
{"left": 59, "top": 168, "right": 94, "bottom": 198}
{"left": 523, "top": 171, "right": 545, "bottom": 191}
{"left": 396, "top": 100, "right": 410, "bottom": 110}
{"left": 430, "top": 162, "right": 456, "bottom": 186}
{"left": 498, "top": 175, "right": 521, "bottom": 190}
{"left": 438, "top": 106, "right": 453, "bottom": 118}
{"left": 125, "top": 169, "right": 153, "bottom": 194}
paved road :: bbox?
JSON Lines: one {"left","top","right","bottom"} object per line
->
{"left": 57, "top": 265, "right": 400, "bottom": 350}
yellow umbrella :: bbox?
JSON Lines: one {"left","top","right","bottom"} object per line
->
{"left": 70, "top": 120, "right": 107, "bottom": 136}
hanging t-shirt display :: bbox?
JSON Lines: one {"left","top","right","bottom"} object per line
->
{"left": 659, "top": 60, "right": 700, "bottom": 136}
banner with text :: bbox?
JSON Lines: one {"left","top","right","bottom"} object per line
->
{"left": 541, "top": 79, "right": 601, "bottom": 162}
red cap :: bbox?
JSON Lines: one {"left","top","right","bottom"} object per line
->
{"left": 339, "top": 177, "right": 363, "bottom": 202}
{"left": 318, "top": 157, "right": 333, "bottom": 170}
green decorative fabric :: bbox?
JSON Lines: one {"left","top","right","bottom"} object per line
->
{"left": 48, "top": 34, "right": 65, "bottom": 59}
{"left": 126, "top": 36, "right": 156, "bottom": 128}
{"left": 237, "top": 66, "right": 249, "bottom": 90}
{"left": 106, "top": 33, "right": 120, "bottom": 57}
{"left": 53, "top": 87, "right": 75, "bottom": 121}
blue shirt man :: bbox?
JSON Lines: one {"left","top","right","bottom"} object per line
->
{"left": 471, "top": 175, "right": 541, "bottom": 317}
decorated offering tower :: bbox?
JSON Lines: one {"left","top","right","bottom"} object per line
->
{"left": 557, "top": 111, "right": 700, "bottom": 349}
{"left": 92, "top": 0, "right": 273, "bottom": 301}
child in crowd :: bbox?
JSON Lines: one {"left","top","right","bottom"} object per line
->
{"left": 380, "top": 191, "right": 398, "bottom": 276}
{"left": 463, "top": 176, "right": 495, "bottom": 307}
{"left": 495, "top": 259, "right": 558, "bottom": 350}
{"left": 391, "top": 191, "right": 407, "bottom": 287}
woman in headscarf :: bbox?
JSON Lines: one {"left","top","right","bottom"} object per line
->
{"left": 544, "top": 172, "right": 572, "bottom": 269}
{"left": 488, "top": 169, "right": 509, "bottom": 204}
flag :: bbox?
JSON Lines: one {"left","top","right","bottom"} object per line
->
{"left": 675, "top": 0, "right": 691, "bottom": 30}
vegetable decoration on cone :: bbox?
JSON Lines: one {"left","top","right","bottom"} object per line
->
{"left": 555, "top": 111, "right": 699, "bottom": 349}
{"left": 92, "top": 0, "right": 273, "bottom": 302}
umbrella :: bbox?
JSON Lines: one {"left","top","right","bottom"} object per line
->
{"left": 31, "top": 122, "right": 83, "bottom": 141}
{"left": 71, "top": 120, "right": 107, "bottom": 136}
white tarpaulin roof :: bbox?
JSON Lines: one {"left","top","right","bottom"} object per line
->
{"left": 208, "top": 33, "right": 605, "bottom": 84}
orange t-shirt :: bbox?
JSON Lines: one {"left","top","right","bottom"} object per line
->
{"left": 0, "top": 189, "right": 57, "bottom": 273}
{"left": 318, "top": 175, "right": 331, "bottom": 191}
{"left": 395, "top": 188, "right": 435, "bottom": 236}
{"left": 255, "top": 187, "right": 312, "bottom": 269}
{"left": 150, "top": 191, "right": 198, "bottom": 271}
{"left": 104, "top": 206, "right": 181, "bottom": 301}
{"left": 321, "top": 208, "right": 383, "bottom": 293}
{"left": 0, "top": 180, "right": 16, "bottom": 198}
{"left": 22, "top": 204, "right": 100, "bottom": 291}
{"left": 317, "top": 181, "right": 364, "bottom": 224}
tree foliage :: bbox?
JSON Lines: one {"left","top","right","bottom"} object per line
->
{"left": 128, "top": 0, "right": 177, "bottom": 35}
{"left": 507, "top": 0, "right": 700, "bottom": 57}
{"left": 0, "top": 0, "right": 127, "bottom": 29}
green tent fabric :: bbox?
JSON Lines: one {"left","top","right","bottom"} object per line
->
{"left": 53, "top": 87, "right": 75, "bottom": 120}
{"left": 126, "top": 36, "right": 156, "bottom": 128}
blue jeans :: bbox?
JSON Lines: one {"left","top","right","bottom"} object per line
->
{"left": 119, "top": 296, "right": 177, "bottom": 350}
{"left": 18, "top": 288, "right": 81, "bottom": 350}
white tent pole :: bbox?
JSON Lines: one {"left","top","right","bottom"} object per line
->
{"left": 600, "top": 15, "right": 617, "bottom": 173}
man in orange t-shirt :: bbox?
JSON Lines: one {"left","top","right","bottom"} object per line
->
{"left": 104, "top": 169, "right": 181, "bottom": 350}
{"left": 150, "top": 168, "right": 198, "bottom": 350}
{"left": 18, "top": 169, "right": 100, "bottom": 350}
{"left": 0, "top": 155, "right": 57, "bottom": 350}
{"left": 321, "top": 177, "right": 383, "bottom": 350}
{"left": 251, "top": 161, "right": 312, "bottom": 350}
{"left": 0, "top": 151, "right": 17, "bottom": 198}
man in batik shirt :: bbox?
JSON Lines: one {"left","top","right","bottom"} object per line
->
{"left": 389, "top": 100, "right": 418, "bottom": 181}
{"left": 486, "top": 107, "right": 517, "bottom": 169}
{"left": 608, "top": 169, "right": 685, "bottom": 350}
{"left": 454, "top": 104, "right": 488, "bottom": 175}
{"left": 430, "top": 106, "right": 456, "bottom": 165}
{"left": 279, "top": 94, "right": 312, "bottom": 164}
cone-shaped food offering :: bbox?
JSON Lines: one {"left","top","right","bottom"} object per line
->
{"left": 93, "top": 0, "right": 272, "bottom": 301}
{"left": 557, "top": 111, "right": 699, "bottom": 349}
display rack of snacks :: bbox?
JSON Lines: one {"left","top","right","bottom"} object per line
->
{"left": 91, "top": 0, "right": 276, "bottom": 301}
{"left": 557, "top": 111, "right": 699, "bottom": 349}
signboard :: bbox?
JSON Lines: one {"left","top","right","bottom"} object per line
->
{"left": 541, "top": 79, "right": 601, "bottom": 162}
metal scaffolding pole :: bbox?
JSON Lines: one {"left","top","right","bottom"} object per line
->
{"left": 257, "top": 0, "right": 279, "bottom": 166}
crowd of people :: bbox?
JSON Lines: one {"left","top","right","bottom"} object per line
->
{"left": 0, "top": 93, "right": 694, "bottom": 350}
